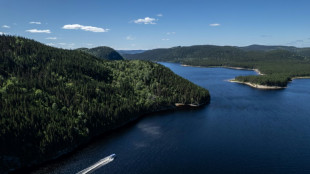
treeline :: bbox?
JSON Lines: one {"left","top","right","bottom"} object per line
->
{"left": 125, "top": 45, "right": 310, "bottom": 87}
{"left": 0, "top": 35, "right": 210, "bottom": 173}
{"left": 235, "top": 74, "right": 291, "bottom": 87}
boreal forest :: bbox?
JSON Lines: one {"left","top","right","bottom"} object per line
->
{"left": 0, "top": 35, "right": 210, "bottom": 172}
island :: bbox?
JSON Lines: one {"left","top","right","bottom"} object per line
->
{"left": 0, "top": 35, "right": 210, "bottom": 173}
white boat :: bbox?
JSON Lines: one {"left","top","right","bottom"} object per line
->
{"left": 76, "top": 154, "right": 116, "bottom": 174}
{"left": 109, "top": 154, "right": 116, "bottom": 159}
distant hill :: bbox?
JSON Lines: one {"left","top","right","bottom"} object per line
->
{"left": 124, "top": 45, "right": 247, "bottom": 61}
{"left": 239, "top": 44, "right": 298, "bottom": 52}
{"left": 117, "top": 50, "right": 146, "bottom": 55}
{"left": 240, "top": 45, "right": 310, "bottom": 57}
{"left": 124, "top": 45, "right": 310, "bottom": 63}
{"left": 124, "top": 44, "right": 310, "bottom": 61}
{"left": 77, "top": 46, "right": 124, "bottom": 60}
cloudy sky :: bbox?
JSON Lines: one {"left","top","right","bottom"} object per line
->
{"left": 1, "top": 0, "right": 310, "bottom": 49}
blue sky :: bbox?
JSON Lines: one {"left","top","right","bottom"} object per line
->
{"left": 1, "top": 0, "right": 310, "bottom": 49}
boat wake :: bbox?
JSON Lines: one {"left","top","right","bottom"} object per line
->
{"left": 76, "top": 154, "right": 116, "bottom": 174}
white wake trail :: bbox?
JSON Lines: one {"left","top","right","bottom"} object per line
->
{"left": 76, "top": 154, "right": 115, "bottom": 174}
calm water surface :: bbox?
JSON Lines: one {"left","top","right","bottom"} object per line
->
{"left": 32, "top": 62, "right": 310, "bottom": 174}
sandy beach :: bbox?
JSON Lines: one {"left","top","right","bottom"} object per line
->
{"left": 229, "top": 80, "right": 285, "bottom": 89}
{"left": 291, "top": 76, "right": 310, "bottom": 80}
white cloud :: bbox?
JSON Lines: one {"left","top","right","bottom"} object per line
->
{"left": 46, "top": 37, "right": 57, "bottom": 40}
{"left": 26, "top": 29, "right": 51, "bottom": 33}
{"left": 62, "top": 24, "right": 109, "bottom": 32}
{"left": 157, "top": 14, "right": 163, "bottom": 17}
{"left": 209, "top": 23, "right": 220, "bottom": 27}
{"left": 126, "top": 35, "right": 135, "bottom": 40}
{"left": 162, "top": 38, "right": 170, "bottom": 41}
{"left": 0, "top": 32, "right": 6, "bottom": 35}
{"left": 29, "top": 21, "right": 41, "bottom": 25}
{"left": 166, "top": 32, "right": 176, "bottom": 35}
{"left": 58, "top": 43, "right": 75, "bottom": 47}
{"left": 134, "top": 17, "right": 157, "bottom": 24}
{"left": 46, "top": 43, "right": 55, "bottom": 46}
{"left": 2, "top": 25, "right": 10, "bottom": 28}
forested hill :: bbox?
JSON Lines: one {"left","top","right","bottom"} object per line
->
{"left": 124, "top": 45, "right": 310, "bottom": 87}
{"left": 77, "top": 46, "right": 124, "bottom": 60}
{"left": 240, "top": 44, "right": 298, "bottom": 52}
{"left": 240, "top": 44, "right": 310, "bottom": 57}
{"left": 124, "top": 45, "right": 310, "bottom": 61}
{"left": 0, "top": 35, "right": 210, "bottom": 173}
{"left": 124, "top": 45, "right": 246, "bottom": 61}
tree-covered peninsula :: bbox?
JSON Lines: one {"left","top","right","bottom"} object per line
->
{"left": 124, "top": 45, "right": 310, "bottom": 88}
{"left": 0, "top": 35, "right": 210, "bottom": 173}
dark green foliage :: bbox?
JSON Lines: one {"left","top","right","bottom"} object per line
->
{"left": 0, "top": 36, "right": 210, "bottom": 172}
{"left": 77, "top": 46, "right": 124, "bottom": 60}
{"left": 126, "top": 45, "right": 310, "bottom": 87}
{"left": 235, "top": 74, "right": 290, "bottom": 87}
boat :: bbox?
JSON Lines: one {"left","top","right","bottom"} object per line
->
{"left": 109, "top": 154, "right": 116, "bottom": 159}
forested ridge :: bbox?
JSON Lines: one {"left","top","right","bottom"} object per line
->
{"left": 76, "top": 46, "right": 124, "bottom": 60}
{"left": 0, "top": 35, "right": 210, "bottom": 173}
{"left": 125, "top": 45, "right": 310, "bottom": 87}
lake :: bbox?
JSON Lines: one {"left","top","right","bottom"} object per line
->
{"left": 31, "top": 62, "right": 310, "bottom": 174}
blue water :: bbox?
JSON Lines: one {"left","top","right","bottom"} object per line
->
{"left": 32, "top": 62, "right": 310, "bottom": 174}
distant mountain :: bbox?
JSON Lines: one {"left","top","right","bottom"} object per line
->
{"left": 77, "top": 46, "right": 124, "bottom": 60}
{"left": 117, "top": 50, "right": 146, "bottom": 55}
{"left": 240, "top": 44, "right": 310, "bottom": 57}
{"left": 124, "top": 44, "right": 310, "bottom": 62}
{"left": 123, "top": 45, "right": 246, "bottom": 61}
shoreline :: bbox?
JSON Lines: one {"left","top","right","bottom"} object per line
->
{"left": 10, "top": 101, "right": 209, "bottom": 174}
{"left": 229, "top": 80, "right": 285, "bottom": 90}
{"left": 181, "top": 64, "right": 203, "bottom": 68}
{"left": 223, "top": 67, "right": 264, "bottom": 75}
{"left": 291, "top": 76, "right": 310, "bottom": 80}
{"left": 181, "top": 64, "right": 264, "bottom": 75}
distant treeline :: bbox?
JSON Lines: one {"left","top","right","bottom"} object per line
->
{"left": 0, "top": 35, "right": 210, "bottom": 173}
{"left": 125, "top": 45, "right": 310, "bottom": 87}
